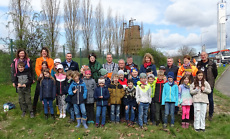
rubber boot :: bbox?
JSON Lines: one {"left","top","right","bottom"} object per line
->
{"left": 82, "top": 119, "right": 88, "bottom": 129}
{"left": 56, "top": 106, "right": 60, "bottom": 115}
{"left": 182, "top": 119, "right": 186, "bottom": 128}
{"left": 75, "top": 119, "right": 81, "bottom": 128}
{"left": 185, "top": 119, "right": 189, "bottom": 128}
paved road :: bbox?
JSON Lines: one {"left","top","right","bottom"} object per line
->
{"left": 215, "top": 66, "right": 230, "bottom": 97}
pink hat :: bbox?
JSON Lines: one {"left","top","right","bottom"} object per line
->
{"left": 85, "top": 70, "right": 91, "bottom": 75}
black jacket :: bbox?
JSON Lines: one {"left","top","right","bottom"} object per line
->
{"left": 54, "top": 74, "right": 68, "bottom": 95}
{"left": 123, "top": 87, "right": 137, "bottom": 107}
{"left": 153, "top": 79, "right": 165, "bottom": 103}
{"left": 40, "top": 77, "right": 56, "bottom": 101}
{"left": 165, "top": 64, "right": 179, "bottom": 81}
{"left": 62, "top": 60, "right": 79, "bottom": 71}
{"left": 65, "top": 79, "right": 74, "bottom": 103}
{"left": 14, "top": 70, "right": 33, "bottom": 87}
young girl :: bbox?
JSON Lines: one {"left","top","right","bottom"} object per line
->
{"left": 40, "top": 69, "right": 56, "bottom": 119}
{"left": 54, "top": 64, "right": 67, "bottom": 118}
{"left": 179, "top": 75, "right": 193, "bottom": 128}
{"left": 118, "top": 70, "right": 128, "bottom": 89}
{"left": 190, "top": 70, "right": 211, "bottom": 132}
{"left": 94, "top": 78, "right": 110, "bottom": 128}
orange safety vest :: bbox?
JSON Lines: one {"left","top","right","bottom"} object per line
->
{"left": 177, "top": 65, "right": 198, "bottom": 83}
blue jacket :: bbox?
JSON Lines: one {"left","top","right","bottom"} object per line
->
{"left": 139, "top": 64, "right": 157, "bottom": 76}
{"left": 94, "top": 86, "right": 110, "bottom": 106}
{"left": 132, "top": 76, "right": 140, "bottom": 87}
{"left": 162, "top": 82, "right": 178, "bottom": 106}
{"left": 62, "top": 60, "right": 79, "bottom": 72}
{"left": 40, "top": 77, "right": 56, "bottom": 101}
{"left": 68, "top": 79, "right": 87, "bottom": 104}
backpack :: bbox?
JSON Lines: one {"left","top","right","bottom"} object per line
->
{"left": 3, "top": 102, "right": 16, "bottom": 110}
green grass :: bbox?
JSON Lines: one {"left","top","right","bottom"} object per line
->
{"left": 0, "top": 65, "right": 230, "bottom": 139}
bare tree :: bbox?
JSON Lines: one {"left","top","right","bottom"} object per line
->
{"left": 105, "top": 7, "right": 114, "bottom": 53}
{"left": 178, "top": 45, "right": 196, "bottom": 56}
{"left": 64, "top": 0, "right": 80, "bottom": 57}
{"left": 140, "top": 21, "right": 144, "bottom": 40}
{"left": 94, "top": 0, "right": 105, "bottom": 55}
{"left": 81, "top": 0, "right": 93, "bottom": 55}
{"left": 41, "top": 0, "right": 60, "bottom": 57}
{"left": 142, "top": 29, "right": 152, "bottom": 48}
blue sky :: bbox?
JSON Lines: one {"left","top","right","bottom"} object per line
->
{"left": 1, "top": 0, "right": 230, "bottom": 56}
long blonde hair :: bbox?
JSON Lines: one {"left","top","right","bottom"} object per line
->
{"left": 40, "top": 69, "right": 55, "bottom": 85}
{"left": 142, "top": 53, "right": 155, "bottom": 64}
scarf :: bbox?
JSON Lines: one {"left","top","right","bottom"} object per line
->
{"left": 144, "top": 62, "right": 151, "bottom": 68}
{"left": 168, "top": 81, "right": 174, "bottom": 86}
{"left": 140, "top": 81, "right": 147, "bottom": 85}
{"left": 184, "top": 83, "right": 190, "bottom": 89}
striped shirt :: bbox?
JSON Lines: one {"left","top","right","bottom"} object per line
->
{"left": 102, "top": 62, "right": 118, "bottom": 73}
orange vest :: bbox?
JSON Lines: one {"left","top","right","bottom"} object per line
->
{"left": 35, "top": 57, "right": 54, "bottom": 78}
{"left": 177, "top": 65, "right": 198, "bottom": 83}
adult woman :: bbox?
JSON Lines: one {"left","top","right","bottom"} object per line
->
{"left": 139, "top": 53, "right": 157, "bottom": 76}
{"left": 11, "top": 49, "right": 35, "bottom": 87}
{"left": 88, "top": 53, "right": 102, "bottom": 83}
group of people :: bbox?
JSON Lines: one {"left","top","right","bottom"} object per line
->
{"left": 11, "top": 47, "right": 218, "bottom": 132}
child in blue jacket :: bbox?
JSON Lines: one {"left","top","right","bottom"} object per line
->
{"left": 94, "top": 78, "right": 110, "bottom": 128}
{"left": 68, "top": 71, "right": 88, "bottom": 129}
{"left": 162, "top": 72, "right": 178, "bottom": 128}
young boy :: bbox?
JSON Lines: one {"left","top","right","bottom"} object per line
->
{"left": 99, "top": 68, "right": 111, "bottom": 88}
{"left": 148, "top": 74, "right": 157, "bottom": 125}
{"left": 14, "top": 62, "right": 34, "bottom": 118}
{"left": 153, "top": 70, "right": 165, "bottom": 126}
{"left": 130, "top": 68, "right": 139, "bottom": 87}
{"left": 83, "top": 70, "right": 97, "bottom": 124}
{"left": 162, "top": 72, "right": 178, "bottom": 128}
{"left": 68, "top": 72, "right": 88, "bottom": 129}
{"left": 94, "top": 78, "right": 110, "bottom": 128}
{"left": 108, "top": 74, "right": 125, "bottom": 123}
{"left": 123, "top": 79, "right": 137, "bottom": 126}
{"left": 136, "top": 73, "right": 152, "bottom": 129}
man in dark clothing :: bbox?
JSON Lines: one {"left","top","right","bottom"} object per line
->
{"left": 125, "top": 56, "right": 139, "bottom": 71}
{"left": 197, "top": 52, "right": 218, "bottom": 121}
{"left": 165, "top": 58, "right": 179, "bottom": 81}
{"left": 62, "top": 53, "right": 79, "bottom": 71}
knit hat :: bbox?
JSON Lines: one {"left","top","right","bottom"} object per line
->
{"left": 131, "top": 68, "right": 138, "bottom": 73}
{"left": 56, "top": 64, "right": 63, "bottom": 69}
{"left": 54, "top": 58, "right": 61, "bottom": 64}
{"left": 140, "top": 73, "right": 147, "bottom": 79}
{"left": 85, "top": 70, "right": 91, "bottom": 75}
{"left": 147, "top": 74, "right": 155, "bottom": 79}
{"left": 98, "top": 78, "right": 105, "bottom": 84}
{"left": 159, "top": 65, "right": 166, "bottom": 70}
{"left": 118, "top": 70, "right": 124, "bottom": 75}
{"left": 146, "top": 67, "right": 152, "bottom": 73}
{"left": 99, "top": 68, "right": 108, "bottom": 76}
{"left": 167, "top": 72, "right": 174, "bottom": 79}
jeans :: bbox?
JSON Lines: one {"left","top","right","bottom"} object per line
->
{"left": 96, "top": 106, "right": 107, "bottom": 125}
{"left": 138, "top": 103, "right": 149, "bottom": 126}
{"left": 125, "top": 105, "right": 135, "bottom": 122}
{"left": 43, "top": 98, "right": 54, "bottom": 114}
{"left": 194, "top": 102, "right": 207, "bottom": 130}
{"left": 73, "top": 103, "right": 87, "bottom": 120}
{"left": 66, "top": 102, "right": 75, "bottom": 120}
{"left": 110, "top": 104, "right": 120, "bottom": 122}
{"left": 208, "top": 89, "right": 214, "bottom": 117}
{"left": 164, "top": 102, "right": 175, "bottom": 125}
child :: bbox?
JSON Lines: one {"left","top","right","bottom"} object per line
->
{"left": 162, "top": 72, "right": 178, "bottom": 128}
{"left": 99, "top": 68, "right": 111, "bottom": 88}
{"left": 54, "top": 64, "right": 67, "bottom": 118}
{"left": 123, "top": 79, "right": 137, "bottom": 126}
{"left": 94, "top": 78, "right": 110, "bottom": 128}
{"left": 118, "top": 70, "right": 128, "bottom": 89}
{"left": 190, "top": 70, "right": 211, "bottom": 132}
{"left": 148, "top": 74, "right": 157, "bottom": 125}
{"left": 14, "top": 62, "right": 34, "bottom": 118}
{"left": 136, "top": 73, "right": 152, "bottom": 129}
{"left": 40, "top": 69, "right": 56, "bottom": 119}
{"left": 80, "top": 65, "right": 90, "bottom": 79}
{"left": 146, "top": 67, "right": 153, "bottom": 76}
{"left": 108, "top": 74, "right": 125, "bottom": 123}
{"left": 51, "top": 58, "right": 61, "bottom": 77}
{"left": 68, "top": 72, "right": 88, "bottom": 129}
{"left": 83, "top": 70, "right": 97, "bottom": 124}
{"left": 179, "top": 75, "right": 193, "bottom": 128}
{"left": 130, "top": 68, "right": 139, "bottom": 87}
{"left": 153, "top": 70, "right": 165, "bottom": 126}
{"left": 65, "top": 70, "right": 75, "bottom": 123}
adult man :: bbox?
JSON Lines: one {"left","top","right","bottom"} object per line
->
{"left": 61, "top": 53, "right": 79, "bottom": 71}
{"left": 125, "top": 56, "right": 139, "bottom": 71}
{"left": 102, "top": 53, "right": 118, "bottom": 79}
{"left": 113, "top": 59, "right": 130, "bottom": 79}
{"left": 165, "top": 58, "right": 179, "bottom": 81}
{"left": 197, "top": 52, "right": 218, "bottom": 121}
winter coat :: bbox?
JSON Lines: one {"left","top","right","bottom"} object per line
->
{"left": 136, "top": 84, "right": 152, "bottom": 104}
{"left": 54, "top": 73, "right": 68, "bottom": 95}
{"left": 190, "top": 81, "right": 211, "bottom": 104}
{"left": 118, "top": 78, "right": 128, "bottom": 89}
{"left": 11, "top": 58, "right": 35, "bottom": 82}
{"left": 88, "top": 60, "right": 102, "bottom": 83}
{"left": 14, "top": 70, "right": 33, "bottom": 88}
{"left": 104, "top": 77, "right": 111, "bottom": 88}
{"left": 62, "top": 60, "right": 79, "bottom": 71}
{"left": 83, "top": 77, "right": 97, "bottom": 104}
{"left": 94, "top": 86, "right": 110, "bottom": 106}
{"left": 153, "top": 78, "right": 165, "bottom": 103}
{"left": 108, "top": 82, "right": 125, "bottom": 104}
{"left": 123, "top": 86, "right": 137, "bottom": 107}
{"left": 179, "top": 84, "right": 192, "bottom": 105}
{"left": 197, "top": 59, "right": 218, "bottom": 89}
{"left": 65, "top": 79, "right": 74, "bottom": 103}
{"left": 68, "top": 80, "right": 87, "bottom": 104}
{"left": 139, "top": 64, "right": 157, "bottom": 76}
{"left": 40, "top": 77, "right": 56, "bottom": 101}
{"left": 162, "top": 82, "right": 179, "bottom": 106}
{"left": 35, "top": 57, "right": 54, "bottom": 78}
{"left": 165, "top": 64, "right": 179, "bottom": 81}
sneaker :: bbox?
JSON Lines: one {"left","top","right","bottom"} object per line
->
{"left": 68, "top": 119, "right": 75, "bottom": 123}
{"left": 21, "top": 111, "right": 26, "bottom": 117}
{"left": 144, "top": 123, "right": 149, "bottom": 126}
{"left": 170, "top": 124, "right": 174, "bottom": 127}
{"left": 156, "top": 121, "right": 160, "bottom": 126}
{"left": 87, "top": 121, "right": 91, "bottom": 124}
{"left": 139, "top": 126, "right": 143, "bottom": 129}
{"left": 185, "top": 122, "right": 189, "bottom": 128}
{"left": 45, "top": 114, "right": 48, "bottom": 120}
{"left": 101, "top": 124, "right": 104, "bottom": 128}
{"left": 95, "top": 123, "right": 100, "bottom": 128}
{"left": 152, "top": 121, "right": 156, "bottom": 126}
{"left": 208, "top": 116, "right": 213, "bottom": 121}
{"left": 63, "top": 114, "right": 66, "bottom": 118}
{"left": 91, "top": 121, "right": 95, "bottom": 124}
{"left": 30, "top": 112, "right": 35, "bottom": 118}
{"left": 195, "top": 129, "right": 200, "bottom": 132}
{"left": 163, "top": 124, "right": 167, "bottom": 129}
{"left": 59, "top": 114, "right": 63, "bottom": 118}
{"left": 181, "top": 122, "right": 186, "bottom": 129}
{"left": 201, "top": 129, "right": 205, "bottom": 132}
